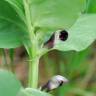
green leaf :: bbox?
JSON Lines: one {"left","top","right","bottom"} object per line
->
{"left": 0, "top": 69, "right": 22, "bottom": 96}
{"left": 0, "top": 0, "right": 85, "bottom": 48}
{"left": 86, "top": 0, "right": 96, "bottom": 13}
{"left": 17, "top": 88, "right": 53, "bottom": 96}
{"left": 0, "top": 1, "right": 28, "bottom": 48}
{"left": 5, "top": 0, "right": 25, "bottom": 21}
{"left": 30, "top": 0, "right": 85, "bottom": 39}
{"left": 54, "top": 14, "right": 96, "bottom": 51}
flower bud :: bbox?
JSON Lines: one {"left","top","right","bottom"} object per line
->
{"left": 41, "top": 75, "right": 69, "bottom": 92}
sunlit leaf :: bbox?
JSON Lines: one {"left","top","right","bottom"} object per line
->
{"left": 54, "top": 14, "right": 96, "bottom": 51}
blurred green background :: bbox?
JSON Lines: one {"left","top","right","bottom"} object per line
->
{"left": 0, "top": 41, "right": 96, "bottom": 96}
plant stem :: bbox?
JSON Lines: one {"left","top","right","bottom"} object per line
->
{"left": 1, "top": 49, "right": 8, "bottom": 68}
{"left": 28, "top": 56, "right": 39, "bottom": 88}
{"left": 23, "top": 0, "right": 35, "bottom": 38}
{"left": 23, "top": 0, "right": 39, "bottom": 88}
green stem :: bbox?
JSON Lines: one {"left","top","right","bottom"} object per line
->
{"left": 1, "top": 49, "right": 8, "bottom": 68}
{"left": 28, "top": 56, "right": 39, "bottom": 88}
{"left": 23, "top": 0, "right": 35, "bottom": 38}
{"left": 23, "top": 0, "right": 39, "bottom": 88}
{"left": 27, "top": 40, "right": 39, "bottom": 88}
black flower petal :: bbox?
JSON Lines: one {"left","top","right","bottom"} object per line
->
{"left": 59, "top": 30, "right": 68, "bottom": 41}
{"left": 43, "top": 30, "right": 68, "bottom": 49}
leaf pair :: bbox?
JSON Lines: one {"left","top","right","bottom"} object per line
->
{"left": 1, "top": 0, "right": 94, "bottom": 52}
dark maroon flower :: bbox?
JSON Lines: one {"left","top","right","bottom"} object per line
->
{"left": 59, "top": 30, "right": 68, "bottom": 41}
{"left": 43, "top": 30, "right": 68, "bottom": 48}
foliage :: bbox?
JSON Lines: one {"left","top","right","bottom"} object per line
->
{"left": 0, "top": 0, "right": 96, "bottom": 96}
{"left": 0, "top": 70, "right": 21, "bottom": 96}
